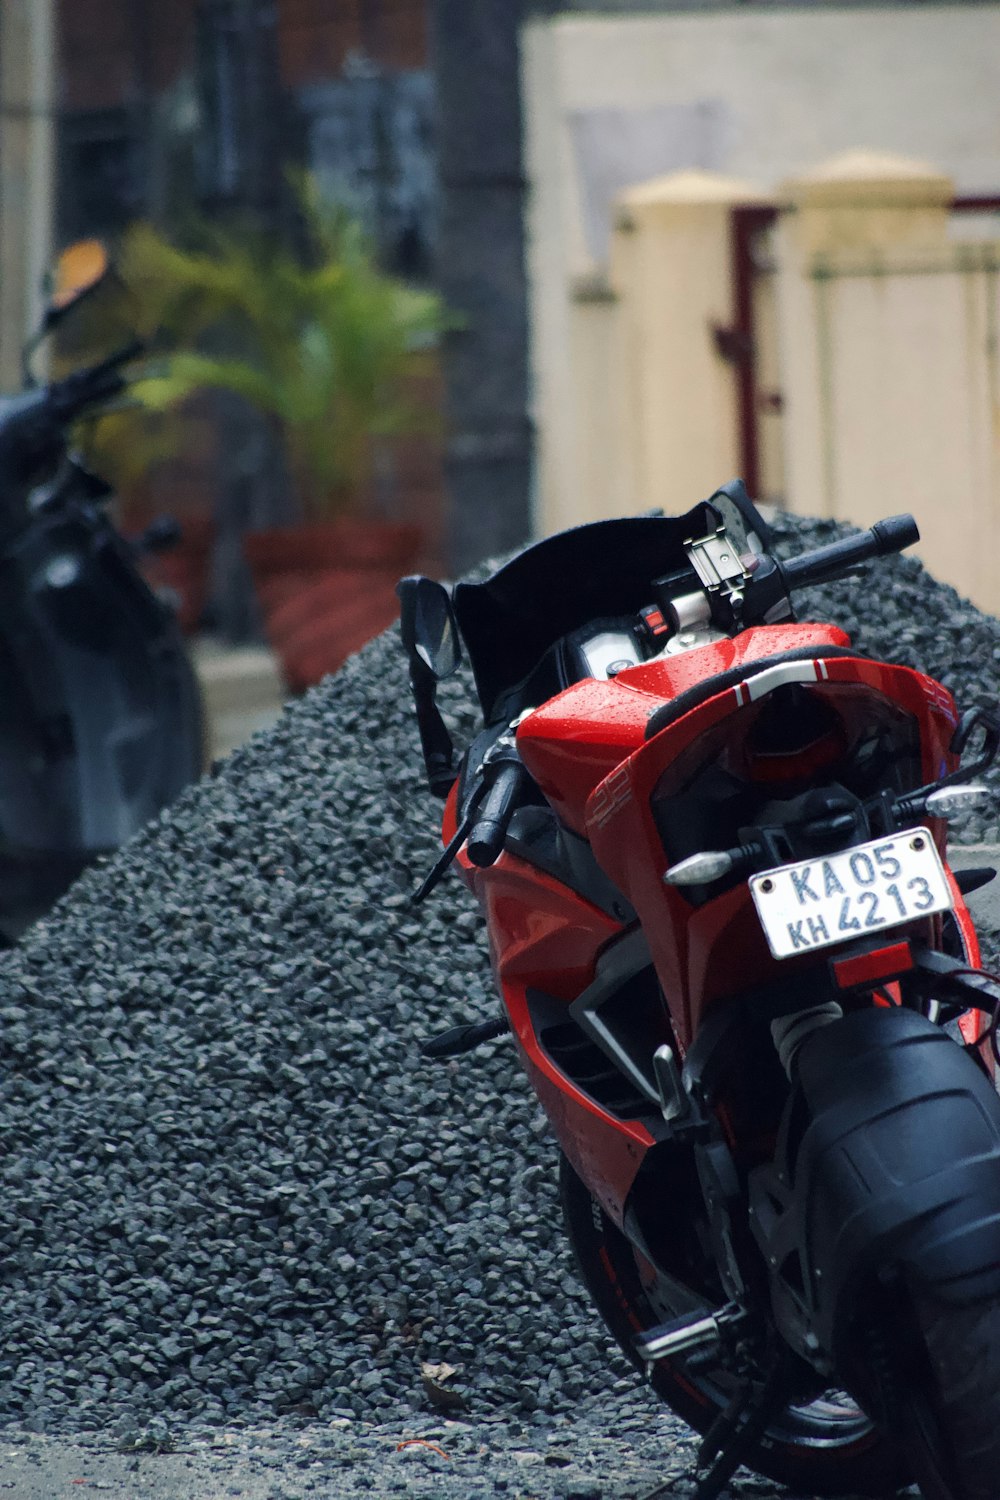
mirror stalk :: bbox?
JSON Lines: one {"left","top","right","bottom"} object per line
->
{"left": 397, "top": 575, "right": 463, "bottom": 799}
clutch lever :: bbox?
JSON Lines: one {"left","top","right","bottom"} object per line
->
{"left": 413, "top": 718, "right": 531, "bottom": 898}
{"left": 413, "top": 805, "right": 477, "bottom": 904}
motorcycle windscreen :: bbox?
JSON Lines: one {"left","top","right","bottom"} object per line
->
{"left": 452, "top": 503, "right": 719, "bottom": 722}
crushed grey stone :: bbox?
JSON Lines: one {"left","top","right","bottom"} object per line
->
{"left": 0, "top": 512, "right": 978, "bottom": 1499}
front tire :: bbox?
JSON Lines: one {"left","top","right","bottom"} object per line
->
{"left": 559, "top": 1154, "right": 909, "bottom": 1497}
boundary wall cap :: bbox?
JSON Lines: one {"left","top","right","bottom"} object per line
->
{"left": 616, "top": 168, "right": 774, "bottom": 223}
{"left": 781, "top": 150, "right": 954, "bottom": 209}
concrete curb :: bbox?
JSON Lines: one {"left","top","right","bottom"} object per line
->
{"left": 191, "top": 638, "right": 288, "bottom": 763}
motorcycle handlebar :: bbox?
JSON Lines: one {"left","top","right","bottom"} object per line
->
{"left": 466, "top": 760, "right": 526, "bottom": 868}
{"left": 47, "top": 339, "right": 143, "bottom": 425}
{"left": 0, "top": 341, "right": 143, "bottom": 496}
{"left": 779, "top": 514, "right": 919, "bottom": 592}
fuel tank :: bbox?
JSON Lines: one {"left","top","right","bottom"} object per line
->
{"left": 516, "top": 623, "right": 851, "bottom": 836}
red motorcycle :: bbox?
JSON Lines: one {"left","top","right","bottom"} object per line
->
{"left": 398, "top": 482, "right": 1000, "bottom": 1500}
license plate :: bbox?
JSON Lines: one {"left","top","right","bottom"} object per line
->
{"left": 749, "top": 828, "right": 953, "bottom": 960}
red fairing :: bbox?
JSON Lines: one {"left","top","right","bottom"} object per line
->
{"left": 458, "top": 845, "right": 655, "bottom": 1224}
{"left": 442, "top": 621, "right": 968, "bottom": 1219}
{"left": 442, "top": 780, "right": 461, "bottom": 844}
{"left": 516, "top": 624, "right": 851, "bottom": 834}
{"left": 582, "top": 650, "right": 960, "bottom": 1052}
{"left": 520, "top": 1008, "right": 654, "bottom": 1227}
{"left": 469, "top": 848, "right": 621, "bottom": 1000}
{"left": 944, "top": 865, "right": 991, "bottom": 1059}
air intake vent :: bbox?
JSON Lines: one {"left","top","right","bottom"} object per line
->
{"left": 540, "top": 1020, "right": 652, "bottom": 1120}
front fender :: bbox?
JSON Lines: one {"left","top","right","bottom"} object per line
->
{"left": 749, "top": 1007, "right": 1000, "bottom": 1363}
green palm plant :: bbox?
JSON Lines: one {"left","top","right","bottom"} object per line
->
{"left": 121, "top": 178, "right": 449, "bottom": 517}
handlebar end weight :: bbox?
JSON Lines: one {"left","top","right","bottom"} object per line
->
{"left": 466, "top": 820, "right": 507, "bottom": 868}
{"left": 872, "top": 514, "right": 920, "bottom": 553}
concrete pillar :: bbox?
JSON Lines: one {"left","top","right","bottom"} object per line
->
{"left": 776, "top": 150, "right": 955, "bottom": 517}
{"left": 608, "top": 169, "right": 774, "bottom": 518}
{"left": 0, "top": 0, "right": 56, "bottom": 389}
{"left": 775, "top": 149, "right": 1000, "bottom": 611}
{"left": 431, "top": 0, "right": 533, "bottom": 572}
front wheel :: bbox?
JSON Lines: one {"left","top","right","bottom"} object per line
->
{"left": 559, "top": 1154, "right": 909, "bottom": 1497}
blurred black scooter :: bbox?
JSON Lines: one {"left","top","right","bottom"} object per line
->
{"left": 0, "top": 241, "right": 203, "bottom": 942}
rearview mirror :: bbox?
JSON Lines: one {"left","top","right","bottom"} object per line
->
{"left": 43, "top": 240, "right": 113, "bottom": 335}
{"left": 23, "top": 240, "right": 125, "bottom": 386}
{"left": 397, "top": 576, "right": 462, "bottom": 797}
{"left": 398, "top": 575, "right": 461, "bottom": 680}
{"left": 51, "top": 240, "right": 110, "bottom": 312}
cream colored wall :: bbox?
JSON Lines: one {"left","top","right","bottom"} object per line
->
{"left": 776, "top": 153, "right": 1000, "bottom": 613}
{"left": 535, "top": 8, "right": 1000, "bottom": 278}
{"left": 609, "top": 172, "right": 773, "bottom": 518}
{"left": 0, "top": 0, "right": 56, "bottom": 389}
{"left": 567, "top": 284, "right": 632, "bottom": 521}
{"left": 752, "top": 247, "right": 785, "bottom": 504}
{"left": 523, "top": 6, "right": 1000, "bottom": 537}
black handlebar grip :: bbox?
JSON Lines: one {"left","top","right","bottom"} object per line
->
{"left": 780, "top": 513, "right": 919, "bottom": 591}
{"left": 870, "top": 514, "right": 920, "bottom": 554}
{"left": 49, "top": 368, "right": 126, "bottom": 425}
{"left": 48, "top": 340, "right": 143, "bottom": 425}
{"left": 466, "top": 761, "right": 526, "bottom": 868}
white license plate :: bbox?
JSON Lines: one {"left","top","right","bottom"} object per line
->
{"left": 749, "top": 828, "right": 953, "bottom": 960}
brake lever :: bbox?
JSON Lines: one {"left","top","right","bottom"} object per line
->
{"left": 949, "top": 705, "right": 1000, "bottom": 779}
{"left": 895, "top": 706, "right": 1000, "bottom": 822}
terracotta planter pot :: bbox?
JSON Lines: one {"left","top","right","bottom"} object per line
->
{"left": 243, "top": 518, "right": 423, "bottom": 586}
{"left": 242, "top": 518, "right": 424, "bottom": 690}
{"left": 264, "top": 568, "right": 368, "bottom": 652}
{"left": 273, "top": 574, "right": 405, "bottom": 693}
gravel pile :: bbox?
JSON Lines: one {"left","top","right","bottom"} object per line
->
{"left": 0, "top": 510, "right": 996, "bottom": 1446}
